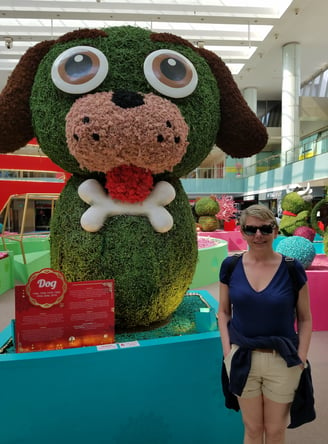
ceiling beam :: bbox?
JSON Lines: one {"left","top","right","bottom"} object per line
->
{"left": 0, "top": 11, "right": 278, "bottom": 26}
{"left": 0, "top": 33, "right": 262, "bottom": 48}
{"left": 0, "top": 1, "right": 281, "bottom": 24}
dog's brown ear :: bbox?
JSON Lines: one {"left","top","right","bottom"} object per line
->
{"left": 0, "top": 40, "right": 55, "bottom": 153}
{"left": 197, "top": 47, "right": 268, "bottom": 158}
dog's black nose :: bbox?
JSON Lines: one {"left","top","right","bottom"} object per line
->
{"left": 112, "top": 90, "right": 145, "bottom": 109}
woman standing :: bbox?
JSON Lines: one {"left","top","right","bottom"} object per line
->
{"left": 218, "top": 204, "right": 313, "bottom": 444}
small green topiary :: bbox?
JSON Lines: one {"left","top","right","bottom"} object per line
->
{"left": 279, "top": 192, "right": 311, "bottom": 236}
{"left": 195, "top": 196, "right": 219, "bottom": 231}
{"left": 324, "top": 232, "right": 328, "bottom": 255}
{"left": 198, "top": 216, "right": 218, "bottom": 231}
{"left": 310, "top": 197, "right": 328, "bottom": 237}
{"left": 195, "top": 196, "right": 219, "bottom": 216}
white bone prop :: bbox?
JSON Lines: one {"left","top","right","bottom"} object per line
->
{"left": 78, "top": 179, "right": 176, "bottom": 233}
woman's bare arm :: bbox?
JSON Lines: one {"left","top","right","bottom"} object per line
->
{"left": 217, "top": 281, "right": 232, "bottom": 357}
{"left": 296, "top": 282, "right": 312, "bottom": 365}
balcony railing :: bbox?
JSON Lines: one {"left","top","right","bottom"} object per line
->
{"left": 191, "top": 131, "right": 328, "bottom": 179}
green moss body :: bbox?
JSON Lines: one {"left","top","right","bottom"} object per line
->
{"left": 51, "top": 176, "right": 197, "bottom": 329}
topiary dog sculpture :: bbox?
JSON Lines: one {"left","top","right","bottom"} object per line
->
{"left": 0, "top": 26, "right": 267, "bottom": 329}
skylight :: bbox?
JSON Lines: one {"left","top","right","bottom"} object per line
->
{"left": 0, "top": 0, "right": 293, "bottom": 85}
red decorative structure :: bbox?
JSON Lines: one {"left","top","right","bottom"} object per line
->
{"left": 306, "top": 255, "right": 328, "bottom": 331}
{"left": 223, "top": 219, "right": 237, "bottom": 231}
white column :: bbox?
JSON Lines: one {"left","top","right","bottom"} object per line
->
{"left": 243, "top": 87, "right": 258, "bottom": 176}
{"left": 243, "top": 87, "right": 257, "bottom": 113}
{"left": 281, "top": 42, "right": 301, "bottom": 166}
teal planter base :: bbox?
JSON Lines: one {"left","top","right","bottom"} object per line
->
{"left": 0, "top": 290, "right": 243, "bottom": 444}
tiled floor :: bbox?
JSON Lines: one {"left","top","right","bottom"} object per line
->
{"left": 1, "top": 281, "right": 327, "bottom": 443}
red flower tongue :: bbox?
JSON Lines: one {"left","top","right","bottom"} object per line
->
{"left": 105, "top": 165, "right": 154, "bottom": 203}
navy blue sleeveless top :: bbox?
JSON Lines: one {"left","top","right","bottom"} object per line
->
{"left": 220, "top": 255, "right": 307, "bottom": 339}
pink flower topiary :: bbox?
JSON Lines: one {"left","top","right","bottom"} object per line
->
{"left": 216, "top": 195, "right": 237, "bottom": 222}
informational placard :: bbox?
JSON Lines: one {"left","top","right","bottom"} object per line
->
{"left": 15, "top": 268, "right": 115, "bottom": 353}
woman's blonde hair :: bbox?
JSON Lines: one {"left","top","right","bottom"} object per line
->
{"left": 239, "top": 204, "right": 278, "bottom": 229}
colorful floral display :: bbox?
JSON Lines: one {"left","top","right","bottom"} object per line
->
{"left": 216, "top": 195, "right": 237, "bottom": 222}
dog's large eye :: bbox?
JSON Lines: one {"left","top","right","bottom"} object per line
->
{"left": 144, "top": 49, "right": 198, "bottom": 98}
{"left": 51, "top": 46, "right": 108, "bottom": 94}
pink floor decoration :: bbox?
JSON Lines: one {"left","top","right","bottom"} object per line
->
{"left": 306, "top": 255, "right": 328, "bottom": 331}
{"left": 198, "top": 229, "right": 247, "bottom": 252}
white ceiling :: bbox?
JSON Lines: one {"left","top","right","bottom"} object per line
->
{"left": 0, "top": 0, "right": 327, "bottom": 99}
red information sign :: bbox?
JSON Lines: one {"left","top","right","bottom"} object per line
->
{"left": 15, "top": 268, "right": 115, "bottom": 353}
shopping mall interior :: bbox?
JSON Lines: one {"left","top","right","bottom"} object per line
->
{"left": 0, "top": 1, "right": 327, "bottom": 443}
{"left": 1, "top": 0, "right": 328, "bottom": 213}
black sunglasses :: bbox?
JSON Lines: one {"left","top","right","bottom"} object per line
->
{"left": 242, "top": 224, "right": 274, "bottom": 235}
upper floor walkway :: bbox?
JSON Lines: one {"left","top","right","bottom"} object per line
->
{"left": 182, "top": 135, "right": 328, "bottom": 197}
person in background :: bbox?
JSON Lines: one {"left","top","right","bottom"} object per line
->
{"left": 218, "top": 204, "right": 313, "bottom": 444}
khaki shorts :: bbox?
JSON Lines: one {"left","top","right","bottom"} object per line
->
{"left": 224, "top": 344, "right": 303, "bottom": 403}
